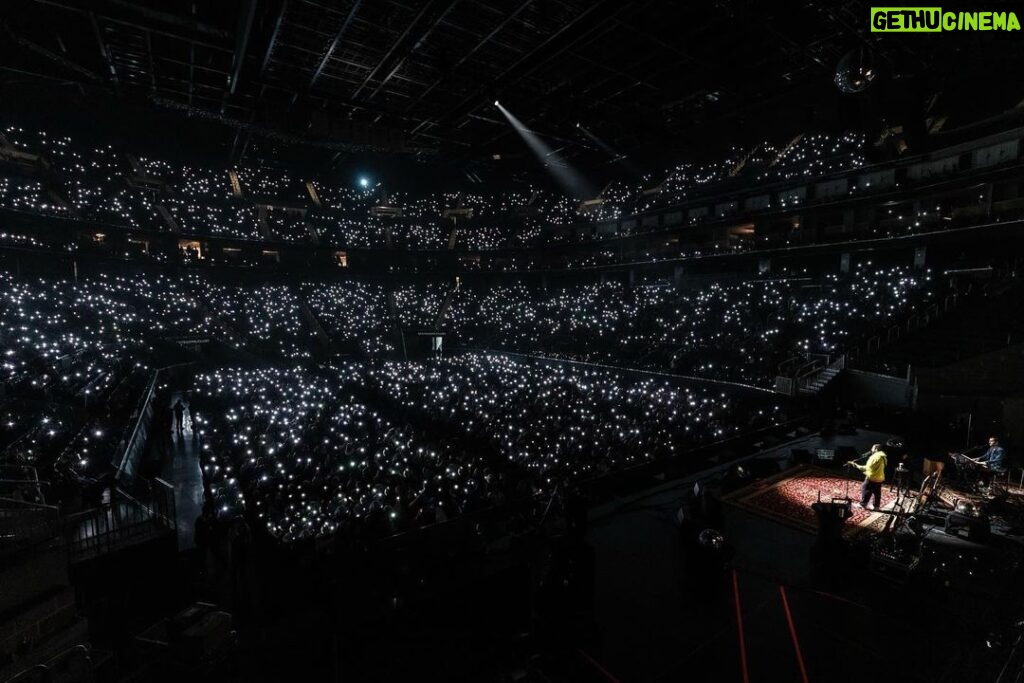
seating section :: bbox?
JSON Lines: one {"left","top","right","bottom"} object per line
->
{"left": 859, "top": 276, "right": 1024, "bottom": 374}
{"left": 0, "top": 124, "right": 871, "bottom": 251}
{"left": 0, "top": 259, "right": 956, "bottom": 541}
{"left": 192, "top": 354, "right": 783, "bottom": 540}
{"left": 446, "top": 264, "right": 937, "bottom": 386}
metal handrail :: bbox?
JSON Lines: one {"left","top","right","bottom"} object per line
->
{"left": 64, "top": 488, "right": 172, "bottom": 561}
{"left": 777, "top": 356, "right": 803, "bottom": 375}
{"left": 0, "top": 497, "right": 58, "bottom": 511}
{"left": 115, "top": 369, "right": 159, "bottom": 477}
{"left": 794, "top": 354, "right": 846, "bottom": 391}
{"left": 794, "top": 359, "right": 824, "bottom": 380}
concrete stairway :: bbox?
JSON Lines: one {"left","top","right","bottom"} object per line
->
{"left": 797, "top": 365, "right": 842, "bottom": 396}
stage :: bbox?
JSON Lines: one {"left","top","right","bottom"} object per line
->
{"left": 585, "top": 428, "right": 1024, "bottom": 682}
{"left": 722, "top": 465, "right": 896, "bottom": 538}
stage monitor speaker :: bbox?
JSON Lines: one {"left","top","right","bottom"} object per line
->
{"left": 944, "top": 511, "right": 990, "bottom": 543}
{"left": 812, "top": 500, "right": 851, "bottom": 540}
{"left": 814, "top": 499, "right": 852, "bottom": 521}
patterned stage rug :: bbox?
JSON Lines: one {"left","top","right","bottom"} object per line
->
{"left": 722, "top": 465, "right": 896, "bottom": 537}
{"left": 938, "top": 481, "right": 1024, "bottom": 510}
{"left": 937, "top": 485, "right": 985, "bottom": 509}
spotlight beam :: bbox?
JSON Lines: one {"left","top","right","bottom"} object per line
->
{"left": 578, "top": 124, "right": 643, "bottom": 177}
{"left": 577, "top": 124, "right": 618, "bottom": 158}
{"left": 495, "top": 102, "right": 594, "bottom": 198}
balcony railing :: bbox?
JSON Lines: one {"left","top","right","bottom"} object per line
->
{"left": 64, "top": 479, "right": 176, "bottom": 561}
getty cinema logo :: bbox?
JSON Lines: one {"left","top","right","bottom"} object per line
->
{"left": 871, "top": 7, "right": 1022, "bottom": 31}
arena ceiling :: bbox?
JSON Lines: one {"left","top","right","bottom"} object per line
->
{"left": 2, "top": 0, "right": 1022, "bottom": 175}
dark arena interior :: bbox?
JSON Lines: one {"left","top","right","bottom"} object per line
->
{"left": 4, "top": 1, "right": 1024, "bottom": 681}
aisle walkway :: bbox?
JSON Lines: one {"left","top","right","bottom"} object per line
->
{"left": 160, "top": 394, "right": 203, "bottom": 550}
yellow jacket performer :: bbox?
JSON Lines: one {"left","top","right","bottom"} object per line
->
{"left": 848, "top": 444, "right": 887, "bottom": 511}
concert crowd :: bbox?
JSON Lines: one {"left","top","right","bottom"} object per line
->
{"left": 0, "top": 259, "right": 942, "bottom": 538}
{"left": 0, "top": 124, "right": 869, "bottom": 250}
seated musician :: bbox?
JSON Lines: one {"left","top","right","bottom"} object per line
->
{"left": 974, "top": 436, "right": 1007, "bottom": 485}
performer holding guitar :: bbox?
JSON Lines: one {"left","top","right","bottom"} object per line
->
{"left": 847, "top": 444, "right": 888, "bottom": 511}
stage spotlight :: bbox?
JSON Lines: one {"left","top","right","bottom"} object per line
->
{"left": 493, "top": 100, "right": 500, "bottom": 106}
{"left": 359, "top": 177, "right": 370, "bottom": 188}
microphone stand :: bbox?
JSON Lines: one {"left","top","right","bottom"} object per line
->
{"left": 843, "top": 452, "right": 872, "bottom": 502}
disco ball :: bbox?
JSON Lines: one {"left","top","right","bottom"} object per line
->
{"left": 698, "top": 529, "right": 725, "bottom": 549}
{"left": 835, "top": 47, "right": 878, "bottom": 94}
